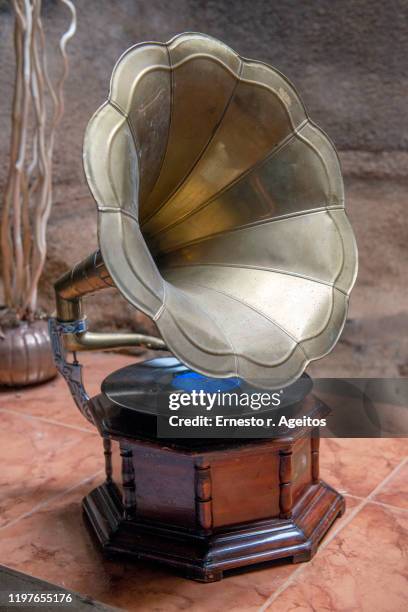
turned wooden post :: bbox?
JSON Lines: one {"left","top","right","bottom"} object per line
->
{"left": 120, "top": 443, "right": 136, "bottom": 519}
{"left": 195, "top": 460, "right": 213, "bottom": 533}
{"left": 103, "top": 436, "right": 112, "bottom": 483}
{"left": 279, "top": 448, "right": 293, "bottom": 519}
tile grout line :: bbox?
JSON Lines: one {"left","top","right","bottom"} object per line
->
{"left": 258, "top": 455, "right": 408, "bottom": 611}
{"left": 344, "top": 492, "right": 408, "bottom": 514}
{"left": 363, "top": 455, "right": 408, "bottom": 502}
{"left": 0, "top": 470, "right": 105, "bottom": 533}
{"left": 0, "top": 407, "right": 99, "bottom": 436}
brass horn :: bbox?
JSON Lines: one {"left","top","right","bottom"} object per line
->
{"left": 52, "top": 32, "right": 358, "bottom": 394}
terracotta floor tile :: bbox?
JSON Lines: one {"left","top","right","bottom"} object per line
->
{"left": 0, "top": 377, "right": 93, "bottom": 432}
{"left": 320, "top": 438, "right": 408, "bottom": 497}
{"left": 0, "top": 478, "right": 298, "bottom": 611}
{"left": 96, "top": 561, "right": 294, "bottom": 612}
{"left": 0, "top": 411, "right": 103, "bottom": 528}
{"left": 0, "top": 352, "right": 138, "bottom": 431}
{"left": 264, "top": 502, "right": 408, "bottom": 612}
{"left": 0, "top": 483, "right": 359, "bottom": 611}
{"left": 1, "top": 360, "right": 407, "bottom": 610}
{"left": 373, "top": 460, "right": 408, "bottom": 510}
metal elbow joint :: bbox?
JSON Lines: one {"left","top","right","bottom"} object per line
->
{"left": 53, "top": 250, "right": 167, "bottom": 353}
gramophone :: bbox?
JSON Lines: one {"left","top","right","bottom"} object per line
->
{"left": 50, "top": 33, "right": 357, "bottom": 581}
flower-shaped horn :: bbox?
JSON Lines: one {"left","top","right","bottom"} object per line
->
{"left": 56, "top": 32, "right": 358, "bottom": 389}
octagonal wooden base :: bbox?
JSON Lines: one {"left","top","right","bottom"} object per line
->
{"left": 82, "top": 388, "right": 344, "bottom": 582}
{"left": 83, "top": 478, "right": 343, "bottom": 582}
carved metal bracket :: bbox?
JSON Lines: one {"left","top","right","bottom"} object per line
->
{"left": 48, "top": 317, "right": 93, "bottom": 423}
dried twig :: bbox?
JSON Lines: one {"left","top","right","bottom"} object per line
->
{"left": 1, "top": 0, "right": 76, "bottom": 320}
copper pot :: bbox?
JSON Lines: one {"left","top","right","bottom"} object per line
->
{"left": 0, "top": 319, "right": 57, "bottom": 387}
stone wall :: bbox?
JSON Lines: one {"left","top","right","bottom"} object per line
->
{"left": 0, "top": 1, "right": 407, "bottom": 364}
{"left": 1, "top": 0, "right": 407, "bottom": 190}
